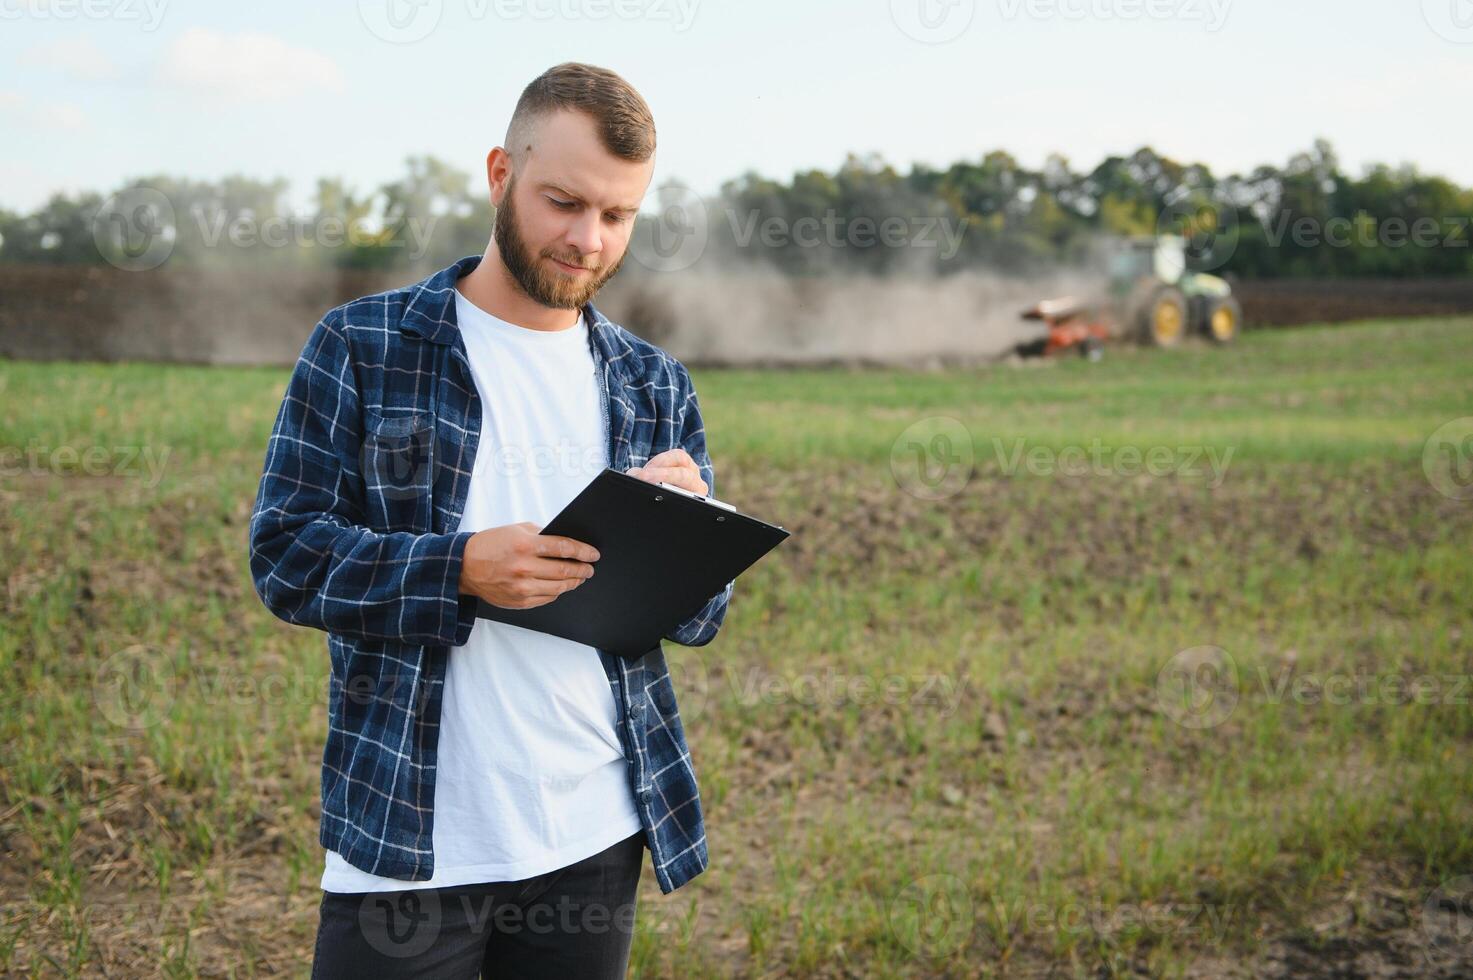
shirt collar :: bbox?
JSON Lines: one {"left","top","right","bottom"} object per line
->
{"left": 400, "top": 253, "right": 637, "bottom": 383}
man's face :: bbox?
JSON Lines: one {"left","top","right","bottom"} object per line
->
{"left": 493, "top": 110, "right": 652, "bottom": 310}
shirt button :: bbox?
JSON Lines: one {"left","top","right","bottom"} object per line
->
{"left": 639, "top": 788, "right": 652, "bottom": 804}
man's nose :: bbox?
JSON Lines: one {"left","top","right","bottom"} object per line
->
{"left": 565, "top": 211, "right": 603, "bottom": 259}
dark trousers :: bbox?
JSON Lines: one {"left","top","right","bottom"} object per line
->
{"left": 311, "top": 832, "right": 645, "bottom": 979}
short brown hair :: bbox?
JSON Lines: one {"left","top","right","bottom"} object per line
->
{"left": 506, "top": 62, "right": 656, "bottom": 163}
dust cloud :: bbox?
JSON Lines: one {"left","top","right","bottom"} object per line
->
{"left": 1, "top": 247, "right": 1108, "bottom": 369}
{"left": 601, "top": 264, "right": 1104, "bottom": 368}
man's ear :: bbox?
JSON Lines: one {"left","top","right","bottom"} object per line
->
{"left": 487, "top": 147, "right": 512, "bottom": 208}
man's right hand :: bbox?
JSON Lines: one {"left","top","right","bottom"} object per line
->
{"left": 458, "top": 522, "right": 600, "bottom": 610}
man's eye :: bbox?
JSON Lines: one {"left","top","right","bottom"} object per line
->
{"left": 605, "top": 213, "right": 628, "bottom": 224}
{"left": 549, "top": 198, "right": 575, "bottom": 210}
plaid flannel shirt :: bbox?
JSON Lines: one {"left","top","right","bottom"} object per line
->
{"left": 247, "top": 253, "right": 732, "bottom": 894}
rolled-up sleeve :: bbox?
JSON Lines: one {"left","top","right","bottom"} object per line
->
{"left": 247, "top": 315, "right": 478, "bottom": 647}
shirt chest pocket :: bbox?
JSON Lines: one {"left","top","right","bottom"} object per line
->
{"left": 359, "top": 409, "right": 435, "bottom": 532}
{"left": 617, "top": 387, "right": 668, "bottom": 468}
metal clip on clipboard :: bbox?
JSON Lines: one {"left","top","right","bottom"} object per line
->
{"left": 655, "top": 481, "right": 738, "bottom": 512}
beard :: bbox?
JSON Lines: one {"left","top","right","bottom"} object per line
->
{"left": 493, "top": 178, "right": 626, "bottom": 310}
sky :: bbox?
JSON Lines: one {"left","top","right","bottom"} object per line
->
{"left": 2, "top": 0, "right": 1471, "bottom": 215}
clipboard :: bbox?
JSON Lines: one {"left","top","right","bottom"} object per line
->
{"left": 475, "top": 468, "right": 790, "bottom": 657}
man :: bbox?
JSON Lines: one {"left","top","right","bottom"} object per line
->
{"left": 247, "top": 63, "right": 731, "bottom": 978}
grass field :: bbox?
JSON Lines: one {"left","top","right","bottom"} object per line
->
{"left": 2, "top": 316, "right": 1471, "bottom": 977}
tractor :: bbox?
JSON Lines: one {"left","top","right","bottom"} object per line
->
{"left": 1107, "top": 234, "right": 1242, "bottom": 347}
{"left": 1013, "top": 234, "right": 1242, "bottom": 361}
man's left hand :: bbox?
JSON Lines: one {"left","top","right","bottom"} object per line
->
{"left": 627, "top": 448, "right": 708, "bottom": 496}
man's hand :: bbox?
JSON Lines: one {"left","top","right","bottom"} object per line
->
{"left": 627, "top": 448, "right": 707, "bottom": 496}
{"left": 459, "top": 522, "right": 600, "bottom": 610}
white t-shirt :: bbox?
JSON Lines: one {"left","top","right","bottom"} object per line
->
{"left": 321, "top": 290, "right": 643, "bottom": 893}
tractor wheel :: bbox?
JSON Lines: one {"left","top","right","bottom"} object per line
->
{"left": 1203, "top": 296, "right": 1242, "bottom": 344}
{"left": 1138, "top": 287, "right": 1188, "bottom": 347}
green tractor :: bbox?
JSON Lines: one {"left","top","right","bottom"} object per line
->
{"left": 1106, "top": 235, "right": 1242, "bottom": 347}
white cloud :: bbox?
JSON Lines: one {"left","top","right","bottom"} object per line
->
{"left": 45, "top": 102, "right": 88, "bottom": 130}
{"left": 20, "top": 37, "right": 120, "bottom": 82}
{"left": 156, "top": 28, "right": 345, "bottom": 103}
{"left": 0, "top": 91, "right": 88, "bottom": 130}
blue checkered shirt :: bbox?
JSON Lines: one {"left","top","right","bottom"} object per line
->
{"left": 247, "top": 254, "right": 732, "bottom": 894}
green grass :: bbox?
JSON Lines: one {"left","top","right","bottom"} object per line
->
{"left": 2, "top": 316, "right": 1471, "bottom": 977}
{"left": 702, "top": 315, "right": 1472, "bottom": 467}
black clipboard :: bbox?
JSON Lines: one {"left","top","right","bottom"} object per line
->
{"left": 475, "top": 468, "right": 790, "bottom": 657}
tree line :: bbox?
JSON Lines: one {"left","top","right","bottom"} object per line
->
{"left": 2, "top": 139, "right": 1468, "bottom": 279}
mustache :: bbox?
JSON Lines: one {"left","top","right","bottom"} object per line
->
{"left": 546, "top": 251, "right": 597, "bottom": 271}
